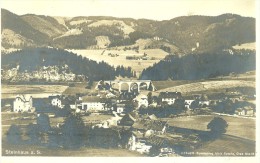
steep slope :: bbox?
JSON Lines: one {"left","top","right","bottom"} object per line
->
{"left": 155, "top": 14, "right": 255, "bottom": 52}
{"left": 21, "top": 14, "right": 68, "bottom": 38}
{"left": 1, "top": 9, "right": 49, "bottom": 48}
{"left": 1, "top": 9, "right": 255, "bottom": 53}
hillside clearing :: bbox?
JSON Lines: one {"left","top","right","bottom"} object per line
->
{"left": 157, "top": 80, "right": 255, "bottom": 94}
{"left": 164, "top": 115, "right": 255, "bottom": 140}
{"left": 67, "top": 49, "right": 169, "bottom": 76}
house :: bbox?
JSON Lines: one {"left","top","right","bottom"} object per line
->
{"left": 133, "top": 94, "right": 148, "bottom": 109}
{"left": 49, "top": 95, "right": 63, "bottom": 108}
{"left": 244, "top": 106, "right": 254, "bottom": 116}
{"left": 142, "top": 114, "right": 158, "bottom": 121}
{"left": 116, "top": 103, "right": 126, "bottom": 113}
{"left": 127, "top": 131, "right": 152, "bottom": 154}
{"left": 103, "top": 112, "right": 123, "bottom": 127}
{"left": 184, "top": 99, "right": 195, "bottom": 109}
{"left": 235, "top": 108, "right": 245, "bottom": 115}
{"left": 159, "top": 92, "right": 182, "bottom": 105}
{"left": 81, "top": 96, "right": 105, "bottom": 112}
{"left": 147, "top": 135, "right": 173, "bottom": 156}
{"left": 235, "top": 106, "right": 254, "bottom": 116}
{"left": 132, "top": 119, "right": 168, "bottom": 136}
{"left": 13, "top": 95, "right": 34, "bottom": 112}
{"left": 199, "top": 101, "right": 210, "bottom": 107}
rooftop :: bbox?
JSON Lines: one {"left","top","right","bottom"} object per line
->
{"left": 159, "top": 92, "right": 182, "bottom": 98}
{"left": 81, "top": 96, "right": 104, "bottom": 103}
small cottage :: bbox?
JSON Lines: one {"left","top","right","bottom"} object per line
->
{"left": 13, "top": 95, "right": 34, "bottom": 112}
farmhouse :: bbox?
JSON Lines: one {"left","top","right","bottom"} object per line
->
{"left": 127, "top": 131, "right": 152, "bottom": 154}
{"left": 159, "top": 92, "right": 182, "bottom": 105}
{"left": 147, "top": 135, "right": 173, "bottom": 155}
{"left": 184, "top": 99, "right": 195, "bottom": 109}
{"left": 132, "top": 119, "right": 168, "bottom": 136}
{"left": 235, "top": 106, "right": 254, "bottom": 116}
{"left": 81, "top": 96, "right": 105, "bottom": 112}
{"left": 133, "top": 94, "right": 148, "bottom": 109}
{"left": 116, "top": 103, "right": 126, "bottom": 113}
{"left": 13, "top": 94, "right": 34, "bottom": 112}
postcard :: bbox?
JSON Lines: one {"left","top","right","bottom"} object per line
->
{"left": 0, "top": 0, "right": 258, "bottom": 163}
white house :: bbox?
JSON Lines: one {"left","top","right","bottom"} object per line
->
{"left": 235, "top": 106, "right": 254, "bottom": 116}
{"left": 13, "top": 95, "right": 34, "bottom": 112}
{"left": 133, "top": 94, "right": 148, "bottom": 109}
{"left": 185, "top": 99, "right": 195, "bottom": 109}
{"left": 159, "top": 92, "right": 182, "bottom": 105}
{"left": 49, "top": 95, "right": 63, "bottom": 108}
{"left": 116, "top": 103, "right": 126, "bottom": 113}
{"left": 199, "top": 101, "right": 210, "bottom": 106}
{"left": 81, "top": 96, "right": 105, "bottom": 112}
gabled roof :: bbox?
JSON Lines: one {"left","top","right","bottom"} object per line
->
{"left": 159, "top": 92, "right": 182, "bottom": 99}
{"left": 147, "top": 135, "right": 169, "bottom": 147}
{"left": 15, "top": 94, "right": 32, "bottom": 102}
{"left": 81, "top": 96, "right": 104, "bottom": 103}
{"left": 132, "top": 131, "right": 144, "bottom": 139}
{"left": 143, "top": 114, "right": 157, "bottom": 120}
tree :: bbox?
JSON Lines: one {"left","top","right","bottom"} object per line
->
{"left": 37, "top": 113, "right": 51, "bottom": 132}
{"left": 27, "top": 123, "right": 40, "bottom": 145}
{"left": 61, "top": 113, "right": 86, "bottom": 149}
{"left": 6, "top": 125, "right": 22, "bottom": 145}
{"left": 207, "top": 117, "right": 228, "bottom": 138}
{"left": 147, "top": 92, "right": 153, "bottom": 105}
{"left": 190, "top": 99, "right": 200, "bottom": 110}
{"left": 172, "top": 98, "right": 186, "bottom": 114}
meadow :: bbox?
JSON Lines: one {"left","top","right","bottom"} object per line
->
{"left": 1, "top": 84, "right": 68, "bottom": 99}
{"left": 68, "top": 49, "right": 168, "bottom": 76}
{"left": 156, "top": 80, "right": 255, "bottom": 95}
{"left": 164, "top": 115, "right": 255, "bottom": 141}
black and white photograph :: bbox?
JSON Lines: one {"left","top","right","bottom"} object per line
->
{"left": 0, "top": 0, "right": 258, "bottom": 162}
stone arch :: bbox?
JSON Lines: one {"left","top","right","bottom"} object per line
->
{"left": 111, "top": 82, "right": 120, "bottom": 91}
{"left": 120, "top": 83, "right": 130, "bottom": 92}
{"left": 130, "top": 83, "right": 138, "bottom": 92}
{"left": 139, "top": 82, "right": 148, "bottom": 91}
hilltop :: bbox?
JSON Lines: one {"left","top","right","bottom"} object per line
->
{"left": 1, "top": 9, "right": 255, "bottom": 54}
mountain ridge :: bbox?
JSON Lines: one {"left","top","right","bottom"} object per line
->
{"left": 1, "top": 8, "right": 255, "bottom": 53}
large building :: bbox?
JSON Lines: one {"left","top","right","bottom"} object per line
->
{"left": 159, "top": 92, "right": 182, "bottom": 105}
{"left": 13, "top": 94, "right": 34, "bottom": 112}
{"left": 81, "top": 96, "right": 105, "bottom": 112}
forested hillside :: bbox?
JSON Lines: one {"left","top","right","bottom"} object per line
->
{"left": 140, "top": 49, "right": 255, "bottom": 80}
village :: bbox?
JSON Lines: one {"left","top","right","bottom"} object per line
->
{"left": 2, "top": 79, "right": 256, "bottom": 157}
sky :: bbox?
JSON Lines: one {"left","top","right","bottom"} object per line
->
{"left": 1, "top": 0, "right": 256, "bottom": 20}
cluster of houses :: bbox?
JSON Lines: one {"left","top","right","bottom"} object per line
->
{"left": 12, "top": 87, "right": 255, "bottom": 117}
{"left": 2, "top": 65, "right": 85, "bottom": 82}
{"left": 9, "top": 79, "right": 256, "bottom": 156}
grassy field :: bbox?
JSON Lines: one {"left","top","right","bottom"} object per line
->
{"left": 194, "top": 135, "right": 255, "bottom": 156}
{"left": 62, "top": 82, "right": 93, "bottom": 95}
{"left": 1, "top": 112, "right": 113, "bottom": 138}
{"left": 164, "top": 115, "right": 255, "bottom": 141}
{"left": 67, "top": 49, "right": 168, "bottom": 76}
{"left": 153, "top": 80, "right": 198, "bottom": 90}
{"left": 1, "top": 84, "right": 68, "bottom": 99}
{"left": 156, "top": 80, "right": 255, "bottom": 95}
